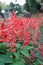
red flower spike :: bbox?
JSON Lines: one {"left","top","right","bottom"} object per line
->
{"left": 1, "top": 21, "right": 5, "bottom": 29}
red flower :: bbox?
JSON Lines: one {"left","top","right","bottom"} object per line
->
{"left": 0, "top": 12, "right": 40, "bottom": 47}
{"left": 1, "top": 21, "right": 5, "bottom": 29}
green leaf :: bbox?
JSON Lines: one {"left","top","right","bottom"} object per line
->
{"left": 34, "top": 50, "right": 39, "bottom": 57}
{"left": 33, "top": 59, "right": 41, "bottom": 65}
{"left": 38, "top": 60, "right": 43, "bottom": 65}
{"left": 33, "top": 62, "right": 39, "bottom": 65}
{"left": 0, "top": 43, "right": 7, "bottom": 54}
{"left": 0, "top": 62, "right": 4, "bottom": 65}
{"left": 0, "top": 43, "right": 3, "bottom": 49}
{"left": 14, "top": 51, "right": 20, "bottom": 60}
{"left": 16, "top": 43, "right": 21, "bottom": 48}
{"left": 13, "top": 60, "right": 25, "bottom": 65}
{"left": 14, "top": 51, "right": 25, "bottom": 63}
{"left": 0, "top": 56, "right": 4, "bottom": 64}
{"left": 20, "top": 58, "right": 25, "bottom": 63}
{"left": 0, "top": 55, "right": 12, "bottom": 64}
{"left": 34, "top": 57, "right": 43, "bottom": 65}
{"left": 27, "top": 46, "right": 33, "bottom": 50}
{"left": 20, "top": 46, "right": 30, "bottom": 57}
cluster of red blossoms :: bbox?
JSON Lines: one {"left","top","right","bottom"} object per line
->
{"left": 0, "top": 13, "right": 41, "bottom": 46}
{"left": 0, "top": 12, "right": 43, "bottom": 47}
{"left": 0, "top": 14, "right": 40, "bottom": 46}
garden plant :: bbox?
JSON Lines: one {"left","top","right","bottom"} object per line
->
{"left": 0, "top": 12, "right": 43, "bottom": 65}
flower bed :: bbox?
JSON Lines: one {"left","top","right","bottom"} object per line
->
{"left": 0, "top": 13, "right": 43, "bottom": 65}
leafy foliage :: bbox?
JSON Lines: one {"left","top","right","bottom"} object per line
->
{"left": 24, "top": 0, "right": 41, "bottom": 14}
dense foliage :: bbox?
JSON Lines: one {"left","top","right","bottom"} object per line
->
{"left": 0, "top": 13, "right": 43, "bottom": 65}
{"left": 41, "top": 0, "right": 43, "bottom": 2}
{"left": 24, "top": 0, "right": 41, "bottom": 14}
{"left": 9, "top": 2, "right": 22, "bottom": 15}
